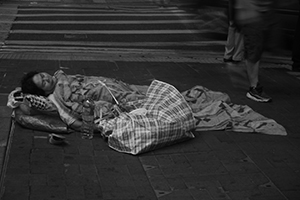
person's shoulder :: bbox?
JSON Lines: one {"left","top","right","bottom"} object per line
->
{"left": 54, "top": 70, "right": 69, "bottom": 79}
{"left": 54, "top": 70, "right": 65, "bottom": 76}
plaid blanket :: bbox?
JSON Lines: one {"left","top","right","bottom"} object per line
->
{"left": 107, "top": 80, "right": 196, "bottom": 155}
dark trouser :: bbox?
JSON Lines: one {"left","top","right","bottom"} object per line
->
{"left": 241, "top": 22, "right": 264, "bottom": 63}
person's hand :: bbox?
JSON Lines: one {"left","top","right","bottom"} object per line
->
{"left": 93, "top": 123, "right": 103, "bottom": 134}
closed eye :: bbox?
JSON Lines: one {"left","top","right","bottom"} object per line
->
{"left": 41, "top": 74, "right": 47, "bottom": 87}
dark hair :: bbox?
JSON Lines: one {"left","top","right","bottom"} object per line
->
{"left": 21, "top": 71, "right": 46, "bottom": 96}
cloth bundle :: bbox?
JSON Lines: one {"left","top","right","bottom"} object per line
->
{"left": 103, "top": 80, "right": 196, "bottom": 155}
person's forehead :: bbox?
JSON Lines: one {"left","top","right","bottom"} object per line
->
{"left": 33, "top": 73, "right": 42, "bottom": 87}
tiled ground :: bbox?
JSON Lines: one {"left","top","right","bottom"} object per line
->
{"left": 0, "top": 58, "right": 300, "bottom": 199}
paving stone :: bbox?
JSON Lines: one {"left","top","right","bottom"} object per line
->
{"left": 149, "top": 175, "right": 172, "bottom": 192}
{"left": 185, "top": 151, "right": 219, "bottom": 163}
{"left": 4, "top": 174, "right": 29, "bottom": 186}
{"left": 1, "top": 185, "right": 29, "bottom": 200}
{"left": 127, "top": 162, "right": 147, "bottom": 175}
{"left": 189, "top": 188, "right": 214, "bottom": 200}
{"left": 82, "top": 182, "right": 103, "bottom": 199}
{"left": 79, "top": 165, "right": 98, "bottom": 176}
{"left": 228, "top": 190, "right": 287, "bottom": 200}
{"left": 30, "top": 185, "right": 66, "bottom": 199}
{"left": 161, "top": 163, "right": 193, "bottom": 176}
{"left": 158, "top": 189, "right": 195, "bottom": 200}
{"left": 165, "top": 176, "right": 188, "bottom": 190}
{"left": 221, "top": 160, "right": 260, "bottom": 174}
{"left": 191, "top": 160, "right": 228, "bottom": 175}
{"left": 263, "top": 168, "right": 300, "bottom": 191}
{"left": 29, "top": 174, "right": 47, "bottom": 186}
{"left": 66, "top": 185, "right": 85, "bottom": 199}
{"left": 282, "top": 190, "right": 300, "bottom": 200}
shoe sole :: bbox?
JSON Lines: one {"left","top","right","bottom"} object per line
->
{"left": 246, "top": 92, "right": 272, "bottom": 103}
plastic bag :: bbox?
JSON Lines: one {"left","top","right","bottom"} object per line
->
{"left": 13, "top": 108, "right": 70, "bottom": 134}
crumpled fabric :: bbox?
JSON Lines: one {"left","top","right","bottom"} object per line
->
{"left": 182, "top": 85, "right": 287, "bottom": 136}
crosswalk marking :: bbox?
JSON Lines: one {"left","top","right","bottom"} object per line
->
{"left": 15, "top": 13, "right": 195, "bottom": 17}
{"left": 10, "top": 29, "right": 206, "bottom": 34}
{"left": 1, "top": 19, "right": 203, "bottom": 25}
{"left": 3, "top": 40, "right": 225, "bottom": 49}
{"left": 5, "top": 5, "right": 206, "bottom": 41}
{"left": 17, "top": 7, "right": 185, "bottom": 13}
{"left": 0, "top": 4, "right": 228, "bottom": 62}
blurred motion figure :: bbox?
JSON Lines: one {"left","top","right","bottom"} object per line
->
{"left": 292, "top": 0, "right": 300, "bottom": 71}
{"left": 234, "top": 0, "right": 276, "bottom": 102}
{"left": 224, "top": 0, "right": 244, "bottom": 63}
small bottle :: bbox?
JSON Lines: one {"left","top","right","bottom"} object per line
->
{"left": 81, "top": 99, "right": 95, "bottom": 139}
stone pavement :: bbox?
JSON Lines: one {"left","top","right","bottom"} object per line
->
{"left": 0, "top": 57, "right": 300, "bottom": 200}
{"left": 0, "top": 0, "right": 300, "bottom": 200}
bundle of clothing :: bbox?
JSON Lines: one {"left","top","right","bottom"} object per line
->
{"left": 7, "top": 70, "right": 287, "bottom": 155}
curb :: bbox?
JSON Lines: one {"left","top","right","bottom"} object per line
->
{"left": 0, "top": 119, "right": 14, "bottom": 197}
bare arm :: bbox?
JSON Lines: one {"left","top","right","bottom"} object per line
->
{"left": 69, "top": 119, "right": 102, "bottom": 133}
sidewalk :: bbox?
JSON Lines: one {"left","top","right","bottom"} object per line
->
{"left": 1, "top": 56, "right": 300, "bottom": 200}
{"left": 0, "top": 0, "right": 300, "bottom": 200}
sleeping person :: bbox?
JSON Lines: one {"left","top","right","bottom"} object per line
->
{"left": 20, "top": 70, "right": 149, "bottom": 132}
{"left": 9, "top": 70, "right": 286, "bottom": 154}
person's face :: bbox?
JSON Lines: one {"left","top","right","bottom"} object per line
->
{"left": 33, "top": 72, "right": 57, "bottom": 95}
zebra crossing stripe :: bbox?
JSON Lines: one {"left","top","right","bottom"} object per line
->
{"left": 10, "top": 29, "right": 206, "bottom": 34}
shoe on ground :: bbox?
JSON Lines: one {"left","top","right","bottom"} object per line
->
{"left": 292, "top": 62, "right": 300, "bottom": 71}
{"left": 292, "top": 67, "right": 300, "bottom": 72}
{"left": 246, "top": 84, "right": 272, "bottom": 103}
{"left": 49, "top": 133, "right": 67, "bottom": 145}
{"left": 224, "top": 58, "right": 233, "bottom": 62}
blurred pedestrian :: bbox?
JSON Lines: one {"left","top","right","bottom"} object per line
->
{"left": 224, "top": 0, "right": 244, "bottom": 63}
{"left": 234, "top": 0, "right": 275, "bottom": 102}
{"left": 292, "top": 0, "right": 300, "bottom": 71}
